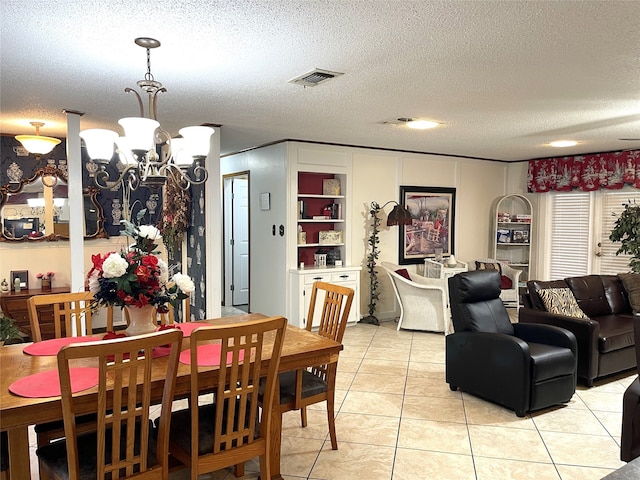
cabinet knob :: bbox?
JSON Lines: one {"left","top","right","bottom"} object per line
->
{"left": 313, "top": 276, "right": 323, "bottom": 281}
{"left": 339, "top": 275, "right": 348, "bottom": 279}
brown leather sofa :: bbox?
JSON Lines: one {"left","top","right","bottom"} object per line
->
{"left": 521, "top": 275, "right": 636, "bottom": 386}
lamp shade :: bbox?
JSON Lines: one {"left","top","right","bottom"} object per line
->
{"left": 115, "top": 137, "right": 139, "bottom": 165}
{"left": 80, "top": 129, "right": 118, "bottom": 161}
{"left": 178, "top": 126, "right": 214, "bottom": 157}
{"left": 170, "top": 137, "right": 193, "bottom": 166}
{"left": 15, "top": 135, "right": 61, "bottom": 155}
{"left": 387, "top": 204, "right": 413, "bottom": 226}
{"left": 117, "top": 117, "right": 159, "bottom": 151}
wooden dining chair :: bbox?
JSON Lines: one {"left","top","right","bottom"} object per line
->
{"left": 165, "top": 316, "right": 287, "bottom": 480}
{"left": 36, "top": 329, "right": 183, "bottom": 480}
{"left": 276, "top": 281, "right": 354, "bottom": 450}
{"left": 0, "top": 431, "right": 9, "bottom": 480}
{"left": 27, "top": 291, "right": 96, "bottom": 342}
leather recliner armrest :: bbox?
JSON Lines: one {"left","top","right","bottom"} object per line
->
{"left": 513, "top": 323, "right": 577, "bottom": 356}
{"left": 518, "top": 307, "right": 599, "bottom": 382}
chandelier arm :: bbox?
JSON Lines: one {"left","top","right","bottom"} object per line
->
{"left": 151, "top": 88, "right": 167, "bottom": 121}
{"left": 125, "top": 87, "right": 145, "bottom": 117}
{"left": 94, "top": 165, "right": 138, "bottom": 190}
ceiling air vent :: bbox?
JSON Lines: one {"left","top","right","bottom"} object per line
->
{"left": 288, "top": 69, "right": 344, "bottom": 87}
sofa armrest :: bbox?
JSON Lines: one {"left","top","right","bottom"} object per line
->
{"left": 518, "top": 307, "right": 599, "bottom": 383}
{"left": 513, "top": 323, "right": 577, "bottom": 357}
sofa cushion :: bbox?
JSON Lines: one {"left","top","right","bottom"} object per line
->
{"left": 527, "top": 279, "right": 569, "bottom": 311}
{"left": 474, "top": 261, "right": 512, "bottom": 289}
{"left": 476, "top": 261, "right": 501, "bottom": 273}
{"left": 597, "top": 314, "right": 636, "bottom": 353}
{"left": 565, "top": 275, "right": 612, "bottom": 317}
{"left": 619, "top": 273, "right": 640, "bottom": 314}
{"left": 395, "top": 268, "right": 411, "bottom": 280}
{"left": 603, "top": 275, "right": 631, "bottom": 314}
{"left": 537, "top": 287, "right": 589, "bottom": 319}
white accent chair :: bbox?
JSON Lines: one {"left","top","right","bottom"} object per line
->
{"left": 469, "top": 258, "right": 522, "bottom": 309}
{"left": 381, "top": 261, "right": 450, "bottom": 333}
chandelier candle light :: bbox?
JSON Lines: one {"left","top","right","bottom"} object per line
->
{"left": 87, "top": 213, "right": 195, "bottom": 336}
{"left": 80, "top": 37, "right": 214, "bottom": 191}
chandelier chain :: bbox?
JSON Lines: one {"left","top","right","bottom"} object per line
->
{"left": 145, "top": 46, "right": 154, "bottom": 82}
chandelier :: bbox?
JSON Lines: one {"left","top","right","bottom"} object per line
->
{"left": 15, "top": 122, "right": 61, "bottom": 156}
{"left": 80, "top": 37, "right": 213, "bottom": 191}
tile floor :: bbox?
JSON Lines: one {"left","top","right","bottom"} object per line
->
{"left": 27, "top": 319, "right": 636, "bottom": 479}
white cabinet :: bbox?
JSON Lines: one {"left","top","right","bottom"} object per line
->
{"left": 492, "top": 194, "right": 533, "bottom": 282}
{"left": 289, "top": 267, "right": 361, "bottom": 329}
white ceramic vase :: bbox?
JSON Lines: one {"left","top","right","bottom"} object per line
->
{"left": 124, "top": 304, "right": 157, "bottom": 336}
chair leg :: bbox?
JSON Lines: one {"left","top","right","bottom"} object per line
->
{"left": 233, "top": 463, "right": 245, "bottom": 477}
{"left": 300, "top": 406, "right": 307, "bottom": 427}
{"left": 326, "top": 397, "right": 338, "bottom": 450}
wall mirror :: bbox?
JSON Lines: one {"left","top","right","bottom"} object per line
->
{"left": 0, "top": 166, "right": 107, "bottom": 241}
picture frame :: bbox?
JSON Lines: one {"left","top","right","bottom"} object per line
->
{"left": 10, "top": 270, "right": 29, "bottom": 291}
{"left": 398, "top": 186, "right": 456, "bottom": 265}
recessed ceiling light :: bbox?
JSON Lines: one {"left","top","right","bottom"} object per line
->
{"left": 549, "top": 140, "right": 578, "bottom": 148}
{"left": 390, "top": 117, "right": 440, "bottom": 130}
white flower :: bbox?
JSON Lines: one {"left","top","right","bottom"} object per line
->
{"left": 87, "top": 271, "right": 101, "bottom": 293}
{"left": 172, "top": 273, "right": 195, "bottom": 294}
{"left": 157, "top": 258, "right": 169, "bottom": 284}
{"left": 138, "top": 225, "right": 161, "bottom": 240}
{"left": 102, "top": 253, "right": 129, "bottom": 278}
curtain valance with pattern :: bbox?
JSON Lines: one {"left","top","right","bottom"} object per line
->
{"left": 527, "top": 150, "right": 640, "bottom": 192}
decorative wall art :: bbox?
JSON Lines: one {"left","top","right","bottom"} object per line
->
{"left": 398, "top": 186, "right": 456, "bottom": 265}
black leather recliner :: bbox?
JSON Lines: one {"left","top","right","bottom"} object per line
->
{"left": 620, "top": 316, "right": 640, "bottom": 462}
{"left": 446, "top": 270, "right": 578, "bottom": 417}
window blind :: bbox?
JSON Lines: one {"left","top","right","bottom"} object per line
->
{"left": 600, "top": 191, "right": 640, "bottom": 274}
{"left": 550, "top": 192, "right": 590, "bottom": 279}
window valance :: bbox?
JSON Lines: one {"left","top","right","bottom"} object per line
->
{"left": 527, "top": 150, "right": 640, "bottom": 193}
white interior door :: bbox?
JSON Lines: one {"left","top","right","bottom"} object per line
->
{"left": 232, "top": 177, "right": 249, "bottom": 306}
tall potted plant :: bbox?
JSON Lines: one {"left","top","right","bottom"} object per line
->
{"left": 609, "top": 200, "right": 640, "bottom": 272}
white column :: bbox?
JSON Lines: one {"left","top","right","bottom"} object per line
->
{"left": 205, "top": 129, "right": 222, "bottom": 318}
{"left": 64, "top": 109, "right": 85, "bottom": 293}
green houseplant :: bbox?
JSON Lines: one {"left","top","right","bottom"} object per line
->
{"left": 0, "top": 312, "right": 22, "bottom": 344}
{"left": 609, "top": 200, "right": 640, "bottom": 272}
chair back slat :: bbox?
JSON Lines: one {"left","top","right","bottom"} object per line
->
{"left": 28, "top": 291, "right": 95, "bottom": 342}
{"left": 56, "top": 329, "right": 183, "bottom": 480}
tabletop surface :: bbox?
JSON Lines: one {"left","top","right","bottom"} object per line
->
{"left": 0, "top": 313, "right": 343, "bottom": 430}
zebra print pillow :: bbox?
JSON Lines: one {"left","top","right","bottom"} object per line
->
{"left": 537, "top": 287, "right": 589, "bottom": 319}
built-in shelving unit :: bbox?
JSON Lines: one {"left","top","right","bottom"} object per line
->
{"left": 296, "top": 172, "right": 346, "bottom": 266}
{"left": 492, "top": 194, "right": 533, "bottom": 282}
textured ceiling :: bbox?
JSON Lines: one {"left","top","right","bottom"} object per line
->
{"left": 2, "top": 1, "right": 640, "bottom": 161}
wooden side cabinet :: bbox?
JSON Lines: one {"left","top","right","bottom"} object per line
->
{"left": 0, "top": 286, "right": 70, "bottom": 341}
{"left": 289, "top": 267, "right": 361, "bottom": 329}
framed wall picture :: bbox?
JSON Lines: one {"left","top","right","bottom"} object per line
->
{"left": 398, "top": 186, "right": 456, "bottom": 265}
{"left": 10, "top": 270, "right": 29, "bottom": 291}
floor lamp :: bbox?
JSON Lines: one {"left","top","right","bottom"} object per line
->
{"left": 360, "top": 200, "right": 412, "bottom": 325}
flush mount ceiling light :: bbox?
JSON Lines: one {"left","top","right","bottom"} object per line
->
{"left": 383, "top": 118, "right": 440, "bottom": 130}
{"left": 80, "top": 37, "right": 214, "bottom": 191}
{"left": 15, "top": 122, "right": 61, "bottom": 156}
{"left": 549, "top": 140, "right": 578, "bottom": 148}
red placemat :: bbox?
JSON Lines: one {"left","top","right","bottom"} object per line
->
{"left": 179, "top": 344, "right": 244, "bottom": 366}
{"left": 9, "top": 367, "right": 99, "bottom": 398}
{"left": 23, "top": 336, "right": 103, "bottom": 356}
{"left": 173, "top": 322, "right": 213, "bottom": 338}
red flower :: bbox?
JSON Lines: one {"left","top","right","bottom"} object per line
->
{"left": 135, "top": 265, "right": 152, "bottom": 282}
{"left": 141, "top": 254, "right": 158, "bottom": 267}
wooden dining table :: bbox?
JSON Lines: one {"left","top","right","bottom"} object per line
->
{"left": 0, "top": 313, "right": 343, "bottom": 480}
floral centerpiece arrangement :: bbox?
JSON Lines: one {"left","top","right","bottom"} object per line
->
{"left": 87, "top": 213, "right": 195, "bottom": 335}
